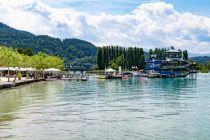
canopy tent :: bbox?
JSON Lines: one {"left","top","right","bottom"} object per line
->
{"left": 19, "top": 67, "right": 36, "bottom": 71}
{"left": 19, "top": 68, "right": 27, "bottom": 71}
{"left": 0, "top": 67, "right": 18, "bottom": 71}
{"left": 26, "top": 67, "right": 36, "bottom": 71}
{"left": 44, "top": 68, "right": 60, "bottom": 72}
{"left": 105, "top": 68, "right": 116, "bottom": 72}
{"left": 0, "top": 67, "right": 36, "bottom": 71}
{"left": 0, "top": 67, "right": 8, "bottom": 71}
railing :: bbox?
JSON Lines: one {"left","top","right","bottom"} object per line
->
{"left": 161, "top": 64, "right": 190, "bottom": 69}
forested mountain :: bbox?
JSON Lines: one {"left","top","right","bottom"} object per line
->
{"left": 190, "top": 56, "right": 210, "bottom": 64}
{"left": 0, "top": 22, "right": 97, "bottom": 69}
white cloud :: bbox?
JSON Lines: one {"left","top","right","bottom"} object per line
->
{"left": 0, "top": 0, "right": 210, "bottom": 54}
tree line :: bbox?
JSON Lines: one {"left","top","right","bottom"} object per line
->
{"left": 0, "top": 46, "right": 64, "bottom": 71}
{"left": 196, "top": 64, "right": 210, "bottom": 73}
{"left": 148, "top": 48, "right": 188, "bottom": 60}
{"left": 96, "top": 46, "right": 145, "bottom": 70}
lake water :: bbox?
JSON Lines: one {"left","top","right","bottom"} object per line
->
{"left": 0, "top": 73, "right": 210, "bottom": 140}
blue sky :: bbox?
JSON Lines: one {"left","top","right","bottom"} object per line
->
{"left": 43, "top": 0, "right": 210, "bottom": 16}
{"left": 165, "top": 0, "right": 210, "bottom": 16}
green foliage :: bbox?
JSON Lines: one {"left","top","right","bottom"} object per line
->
{"left": 115, "top": 55, "right": 124, "bottom": 67}
{"left": 196, "top": 63, "right": 210, "bottom": 73}
{"left": 91, "top": 65, "right": 99, "bottom": 70}
{"left": 149, "top": 48, "right": 189, "bottom": 61}
{"left": 97, "top": 48, "right": 103, "bottom": 70}
{"left": 191, "top": 56, "right": 210, "bottom": 73}
{"left": 190, "top": 56, "right": 210, "bottom": 64}
{"left": 183, "top": 50, "right": 188, "bottom": 60}
{"left": 109, "top": 62, "right": 118, "bottom": 70}
{"left": 18, "top": 72, "right": 22, "bottom": 80}
{"left": 0, "top": 46, "right": 21, "bottom": 67}
{"left": 12, "top": 78, "right": 16, "bottom": 83}
{"left": 200, "top": 67, "right": 209, "bottom": 73}
{"left": 26, "top": 73, "right": 29, "bottom": 79}
{"left": 31, "top": 52, "right": 64, "bottom": 70}
{"left": 97, "top": 46, "right": 145, "bottom": 70}
{"left": 17, "top": 48, "right": 23, "bottom": 54}
{"left": 0, "top": 22, "right": 97, "bottom": 69}
{"left": 0, "top": 46, "right": 64, "bottom": 70}
{"left": 17, "top": 48, "right": 34, "bottom": 56}
{"left": 148, "top": 48, "right": 167, "bottom": 59}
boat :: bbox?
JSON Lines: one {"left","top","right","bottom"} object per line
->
{"left": 98, "top": 67, "right": 123, "bottom": 79}
{"left": 106, "top": 74, "right": 122, "bottom": 79}
{"left": 122, "top": 75, "right": 129, "bottom": 80}
{"left": 81, "top": 77, "right": 88, "bottom": 81}
{"left": 131, "top": 71, "right": 148, "bottom": 77}
{"left": 139, "top": 73, "right": 148, "bottom": 77}
{"left": 146, "top": 47, "right": 197, "bottom": 78}
{"left": 98, "top": 74, "right": 124, "bottom": 79}
{"left": 68, "top": 77, "right": 88, "bottom": 81}
{"left": 147, "top": 70, "right": 161, "bottom": 78}
{"left": 98, "top": 75, "right": 106, "bottom": 79}
{"left": 131, "top": 72, "right": 140, "bottom": 77}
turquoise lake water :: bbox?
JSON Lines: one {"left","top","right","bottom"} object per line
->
{"left": 0, "top": 73, "right": 210, "bottom": 140}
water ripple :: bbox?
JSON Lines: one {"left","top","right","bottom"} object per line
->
{"left": 0, "top": 74, "right": 210, "bottom": 140}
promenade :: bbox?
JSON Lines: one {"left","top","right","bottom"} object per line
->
{"left": 0, "top": 77, "right": 44, "bottom": 90}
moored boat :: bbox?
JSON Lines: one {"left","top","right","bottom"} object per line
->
{"left": 147, "top": 70, "right": 161, "bottom": 78}
{"left": 146, "top": 47, "right": 197, "bottom": 78}
{"left": 98, "top": 75, "right": 106, "bottom": 79}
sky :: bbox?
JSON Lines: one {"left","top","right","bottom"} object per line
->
{"left": 0, "top": 0, "right": 210, "bottom": 55}
{"left": 43, "top": 0, "right": 210, "bottom": 16}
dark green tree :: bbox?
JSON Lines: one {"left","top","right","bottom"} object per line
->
{"left": 97, "top": 48, "right": 103, "bottom": 70}
{"left": 183, "top": 50, "right": 188, "bottom": 60}
{"left": 23, "top": 48, "right": 34, "bottom": 56}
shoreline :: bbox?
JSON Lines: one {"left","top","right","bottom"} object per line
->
{"left": 0, "top": 79, "right": 45, "bottom": 90}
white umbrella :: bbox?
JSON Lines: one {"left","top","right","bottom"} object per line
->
{"left": 44, "top": 68, "right": 60, "bottom": 72}
{"left": 0, "top": 67, "right": 19, "bottom": 71}
{"left": 0, "top": 67, "right": 8, "bottom": 71}
{"left": 26, "top": 67, "right": 36, "bottom": 71}
{"left": 19, "top": 67, "right": 27, "bottom": 71}
{"left": 6, "top": 67, "right": 18, "bottom": 71}
{"left": 105, "top": 68, "right": 116, "bottom": 72}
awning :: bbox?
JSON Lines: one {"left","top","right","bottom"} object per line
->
{"left": 44, "top": 68, "right": 60, "bottom": 72}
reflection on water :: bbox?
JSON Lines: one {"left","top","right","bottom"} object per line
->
{"left": 0, "top": 74, "right": 210, "bottom": 140}
{"left": 0, "top": 82, "right": 64, "bottom": 122}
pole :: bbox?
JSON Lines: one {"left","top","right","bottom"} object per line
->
{"left": 7, "top": 67, "right": 10, "bottom": 82}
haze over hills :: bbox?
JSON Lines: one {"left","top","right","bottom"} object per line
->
{"left": 0, "top": 22, "right": 97, "bottom": 69}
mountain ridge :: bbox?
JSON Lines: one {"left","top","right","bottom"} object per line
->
{"left": 0, "top": 22, "right": 97, "bottom": 69}
{"left": 190, "top": 56, "right": 210, "bottom": 64}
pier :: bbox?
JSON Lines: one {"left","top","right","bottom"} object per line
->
{"left": 66, "top": 66, "right": 89, "bottom": 81}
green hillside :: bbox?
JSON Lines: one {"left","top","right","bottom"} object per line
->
{"left": 0, "top": 22, "right": 97, "bottom": 69}
{"left": 190, "top": 56, "right": 210, "bottom": 64}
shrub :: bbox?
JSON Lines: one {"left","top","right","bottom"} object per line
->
{"left": 18, "top": 72, "right": 22, "bottom": 80}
